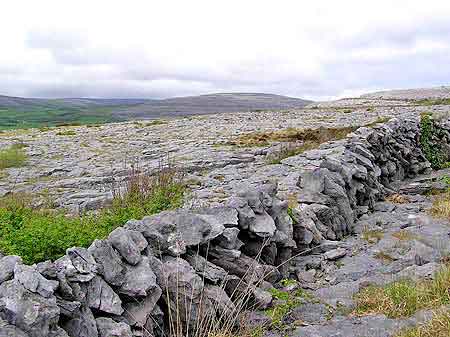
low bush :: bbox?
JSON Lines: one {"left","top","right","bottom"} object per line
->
{"left": 0, "top": 166, "right": 185, "bottom": 264}
{"left": 0, "top": 143, "right": 27, "bottom": 169}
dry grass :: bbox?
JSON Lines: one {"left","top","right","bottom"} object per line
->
{"left": 392, "top": 230, "right": 417, "bottom": 241}
{"left": 354, "top": 265, "right": 450, "bottom": 318}
{"left": 430, "top": 192, "right": 450, "bottom": 219}
{"left": 374, "top": 251, "right": 396, "bottom": 263}
{"left": 386, "top": 194, "right": 411, "bottom": 204}
{"left": 361, "top": 229, "right": 384, "bottom": 243}
{"left": 231, "top": 125, "right": 356, "bottom": 149}
{"left": 395, "top": 310, "right": 450, "bottom": 337}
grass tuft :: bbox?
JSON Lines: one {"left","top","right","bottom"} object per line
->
{"left": 354, "top": 265, "right": 450, "bottom": 318}
{"left": 430, "top": 192, "right": 450, "bottom": 219}
{"left": 0, "top": 144, "right": 27, "bottom": 169}
{"left": 395, "top": 310, "right": 450, "bottom": 337}
{"left": 361, "top": 229, "right": 384, "bottom": 243}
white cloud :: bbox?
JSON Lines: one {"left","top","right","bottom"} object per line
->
{"left": 0, "top": 0, "right": 449, "bottom": 100}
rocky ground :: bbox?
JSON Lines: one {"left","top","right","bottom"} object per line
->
{"left": 2, "top": 88, "right": 450, "bottom": 337}
{"left": 277, "top": 169, "right": 450, "bottom": 337}
{"left": 1, "top": 95, "right": 450, "bottom": 213}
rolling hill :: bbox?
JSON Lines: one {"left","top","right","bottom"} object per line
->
{"left": 0, "top": 93, "right": 311, "bottom": 130}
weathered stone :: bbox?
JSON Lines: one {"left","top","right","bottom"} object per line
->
{"left": 14, "top": 264, "right": 58, "bottom": 298}
{"left": 108, "top": 228, "right": 147, "bottom": 265}
{"left": 184, "top": 254, "right": 228, "bottom": 284}
{"left": 63, "top": 305, "right": 98, "bottom": 337}
{"left": 0, "top": 279, "right": 60, "bottom": 337}
{"left": 0, "top": 255, "right": 22, "bottom": 284}
{"left": 122, "top": 286, "right": 162, "bottom": 327}
{"left": 96, "top": 317, "right": 132, "bottom": 337}
{"left": 324, "top": 248, "right": 347, "bottom": 260}
{"left": 119, "top": 256, "right": 158, "bottom": 297}
{"left": 80, "top": 276, "right": 123, "bottom": 315}
{"left": 126, "top": 210, "right": 225, "bottom": 256}
{"left": 88, "top": 239, "right": 125, "bottom": 286}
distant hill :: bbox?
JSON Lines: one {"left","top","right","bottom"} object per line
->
{"left": 0, "top": 93, "right": 311, "bottom": 130}
{"left": 360, "top": 86, "right": 450, "bottom": 100}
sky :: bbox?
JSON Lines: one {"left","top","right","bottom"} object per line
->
{"left": 1, "top": 1, "right": 450, "bottom": 101}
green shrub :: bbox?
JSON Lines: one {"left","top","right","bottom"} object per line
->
{"left": 419, "top": 113, "right": 449, "bottom": 169}
{"left": 0, "top": 167, "right": 185, "bottom": 264}
{"left": 0, "top": 144, "right": 27, "bottom": 169}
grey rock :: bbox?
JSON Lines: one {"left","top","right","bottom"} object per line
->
{"left": 184, "top": 254, "right": 228, "bottom": 284}
{"left": 0, "top": 318, "right": 29, "bottom": 337}
{"left": 80, "top": 276, "right": 123, "bottom": 315}
{"left": 63, "top": 305, "right": 98, "bottom": 337}
{"left": 88, "top": 239, "right": 125, "bottom": 286}
{"left": 123, "top": 286, "right": 162, "bottom": 327}
{"left": 126, "top": 209, "right": 225, "bottom": 256}
{"left": 108, "top": 228, "right": 147, "bottom": 265}
{"left": 0, "top": 256, "right": 22, "bottom": 284}
{"left": 14, "top": 264, "right": 58, "bottom": 298}
{"left": 324, "top": 248, "right": 347, "bottom": 260}
{"left": 96, "top": 317, "right": 132, "bottom": 337}
{"left": 213, "top": 227, "right": 243, "bottom": 250}
{"left": 0, "top": 279, "right": 60, "bottom": 337}
{"left": 119, "top": 256, "right": 158, "bottom": 297}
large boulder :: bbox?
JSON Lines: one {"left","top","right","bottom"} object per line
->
{"left": 126, "top": 210, "right": 226, "bottom": 256}
{"left": 0, "top": 279, "right": 60, "bottom": 337}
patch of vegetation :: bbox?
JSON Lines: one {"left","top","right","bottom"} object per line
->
{"left": 417, "top": 98, "right": 450, "bottom": 106}
{"left": 265, "top": 287, "right": 306, "bottom": 328}
{"left": 354, "top": 265, "right": 450, "bottom": 318}
{"left": 419, "top": 112, "right": 450, "bottom": 169}
{"left": 361, "top": 229, "right": 384, "bottom": 243}
{"left": 386, "top": 194, "right": 410, "bottom": 204}
{"left": 392, "top": 230, "right": 417, "bottom": 241}
{"left": 373, "top": 251, "right": 396, "bottom": 263}
{"left": 364, "top": 116, "right": 391, "bottom": 127}
{"left": 144, "top": 119, "right": 168, "bottom": 126}
{"left": 56, "top": 130, "right": 77, "bottom": 136}
{"left": 0, "top": 144, "right": 27, "bottom": 169}
{"left": 0, "top": 105, "right": 125, "bottom": 131}
{"left": 232, "top": 125, "right": 357, "bottom": 148}
{"left": 395, "top": 310, "right": 450, "bottom": 337}
{"left": 430, "top": 192, "right": 450, "bottom": 219}
{"left": 0, "top": 167, "right": 185, "bottom": 264}
{"left": 342, "top": 109, "right": 353, "bottom": 114}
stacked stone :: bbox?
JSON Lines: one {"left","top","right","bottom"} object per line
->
{"left": 2, "top": 116, "right": 449, "bottom": 337}
{"left": 289, "top": 117, "right": 432, "bottom": 251}
{"left": 0, "top": 186, "right": 293, "bottom": 337}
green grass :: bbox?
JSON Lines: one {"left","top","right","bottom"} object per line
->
{"left": 417, "top": 98, "right": 450, "bottom": 106}
{"left": 0, "top": 144, "right": 27, "bottom": 169}
{"left": 0, "top": 169, "right": 185, "bottom": 264}
{"left": 0, "top": 106, "right": 125, "bottom": 130}
{"left": 354, "top": 265, "right": 450, "bottom": 318}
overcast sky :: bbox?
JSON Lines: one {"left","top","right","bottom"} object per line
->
{"left": 1, "top": 1, "right": 450, "bottom": 100}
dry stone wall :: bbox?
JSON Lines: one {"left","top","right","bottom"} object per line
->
{"left": 1, "top": 116, "right": 450, "bottom": 337}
